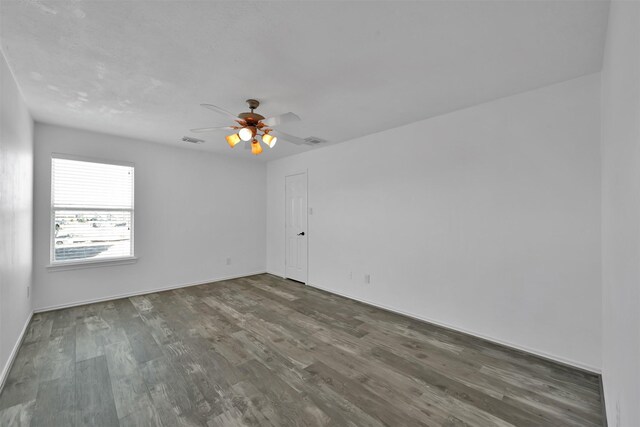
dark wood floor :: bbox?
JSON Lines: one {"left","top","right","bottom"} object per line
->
{"left": 0, "top": 274, "right": 603, "bottom": 426}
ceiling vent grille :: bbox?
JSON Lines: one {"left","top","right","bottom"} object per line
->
{"left": 182, "top": 136, "right": 205, "bottom": 144}
{"left": 304, "top": 136, "right": 327, "bottom": 145}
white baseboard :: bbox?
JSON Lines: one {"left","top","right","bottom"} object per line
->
{"left": 34, "top": 270, "right": 267, "bottom": 313}
{"left": 304, "top": 281, "right": 601, "bottom": 375}
{"left": 0, "top": 311, "right": 33, "bottom": 394}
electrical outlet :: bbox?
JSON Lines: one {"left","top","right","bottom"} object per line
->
{"left": 364, "top": 274, "right": 371, "bottom": 284}
{"left": 226, "top": 257, "right": 231, "bottom": 266}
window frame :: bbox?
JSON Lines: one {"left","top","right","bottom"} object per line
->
{"left": 49, "top": 153, "right": 136, "bottom": 268}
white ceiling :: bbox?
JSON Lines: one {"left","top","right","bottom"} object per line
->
{"left": 1, "top": 0, "right": 609, "bottom": 161}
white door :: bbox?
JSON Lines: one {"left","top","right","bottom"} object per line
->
{"left": 285, "top": 172, "right": 307, "bottom": 283}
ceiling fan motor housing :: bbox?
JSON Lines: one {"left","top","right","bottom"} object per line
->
{"left": 238, "top": 112, "right": 265, "bottom": 124}
{"left": 239, "top": 99, "right": 265, "bottom": 124}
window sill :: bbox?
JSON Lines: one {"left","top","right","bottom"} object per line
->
{"left": 47, "top": 256, "right": 138, "bottom": 272}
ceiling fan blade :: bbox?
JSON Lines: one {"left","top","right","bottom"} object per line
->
{"left": 200, "top": 104, "right": 238, "bottom": 120}
{"left": 262, "top": 112, "right": 301, "bottom": 127}
{"left": 273, "top": 129, "right": 307, "bottom": 145}
{"left": 190, "top": 126, "right": 235, "bottom": 133}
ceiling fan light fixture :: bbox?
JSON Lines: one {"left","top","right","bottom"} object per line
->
{"left": 225, "top": 133, "right": 241, "bottom": 147}
{"left": 239, "top": 126, "right": 255, "bottom": 141}
{"left": 251, "top": 139, "right": 263, "bottom": 155}
{"left": 262, "top": 133, "right": 277, "bottom": 148}
{"left": 194, "top": 100, "right": 304, "bottom": 155}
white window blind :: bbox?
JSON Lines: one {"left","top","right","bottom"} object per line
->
{"left": 51, "top": 156, "right": 134, "bottom": 264}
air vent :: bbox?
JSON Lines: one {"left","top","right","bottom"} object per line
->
{"left": 304, "top": 136, "right": 327, "bottom": 145}
{"left": 182, "top": 136, "right": 205, "bottom": 144}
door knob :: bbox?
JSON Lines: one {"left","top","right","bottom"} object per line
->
{"left": 297, "top": 232, "right": 305, "bottom": 236}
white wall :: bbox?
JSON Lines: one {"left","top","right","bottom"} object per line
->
{"left": 0, "top": 51, "right": 33, "bottom": 387}
{"left": 267, "top": 74, "right": 602, "bottom": 371}
{"left": 601, "top": 1, "right": 640, "bottom": 425}
{"left": 33, "top": 123, "right": 266, "bottom": 310}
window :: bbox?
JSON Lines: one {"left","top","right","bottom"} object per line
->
{"left": 51, "top": 155, "right": 134, "bottom": 265}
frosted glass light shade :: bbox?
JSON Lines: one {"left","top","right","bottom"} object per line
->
{"left": 262, "top": 133, "right": 277, "bottom": 148}
{"left": 251, "top": 140, "right": 263, "bottom": 155}
{"left": 226, "top": 133, "right": 241, "bottom": 147}
{"left": 239, "top": 127, "right": 253, "bottom": 141}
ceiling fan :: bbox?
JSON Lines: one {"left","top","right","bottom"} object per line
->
{"left": 190, "top": 99, "right": 306, "bottom": 155}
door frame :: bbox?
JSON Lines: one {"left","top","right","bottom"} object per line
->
{"left": 284, "top": 170, "right": 308, "bottom": 285}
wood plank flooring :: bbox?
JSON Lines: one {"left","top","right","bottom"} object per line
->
{"left": 0, "top": 274, "right": 603, "bottom": 426}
